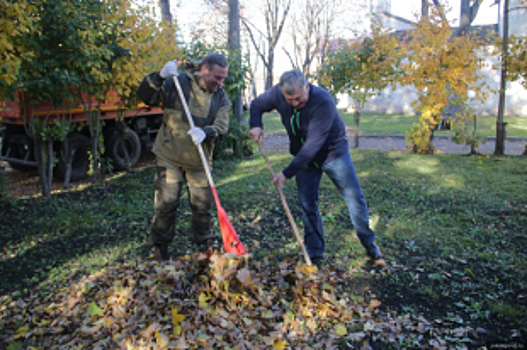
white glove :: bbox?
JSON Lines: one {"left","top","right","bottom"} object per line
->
{"left": 187, "top": 127, "right": 206, "bottom": 145}
{"left": 159, "top": 61, "right": 178, "bottom": 78}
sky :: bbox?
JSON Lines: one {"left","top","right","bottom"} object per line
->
{"left": 172, "top": 0, "right": 501, "bottom": 41}
{"left": 391, "top": 0, "right": 500, "bottom": 26}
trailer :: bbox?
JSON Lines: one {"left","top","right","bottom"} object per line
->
{"left": 0, "top": 91, "right": 163, "bottom": 181}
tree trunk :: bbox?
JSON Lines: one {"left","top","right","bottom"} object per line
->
{"left": 353, "top": 110, "right": 360, "bottom": 148}
{"left": 89, "top": 104, "right": 102, "bottom": 184}
{"left": 266, "top": 50, "right": 275, "bottom": 89}
{"left": 421, "top": 0, "right": 429, "bottom": 18}
{"left": 428, "top": 130, "right": 436, "bottom": 155}
{"left": 470, "top": 115, "right": 477, "bottom": 155}
{"left": 46, "top": 139, "right": 53, "bottom": 188}
{"left": 228, "top": 0, "right": 243, "bottom": 156}
{"left": 495, "top": 121, "right": 507, "bottom": 155}
{"left": 61, "top": 136, "right": 72, "bottom": 188}
{"left": 160, "top": 0, "right": 172, "bottom": 23}
{"left": 228, "top": 0, "right": 243, "bottom": 124}
{"left": 35, "top": 138, "right": 51, "bottom": 197}
{"left": 495, "top": 0, "right": 509, "bottom": 155}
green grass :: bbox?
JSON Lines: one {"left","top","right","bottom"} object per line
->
{"left": 1, "top": 150, "right": 526, "bottom": 347}
{"left": 257, "top": 111, "right": 527, "bottom": 138}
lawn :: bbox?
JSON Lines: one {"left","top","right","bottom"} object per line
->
{"left": 1, "top": 149, "right": 526, "bottom": 348}
{"left": 258, "top": 111, "right": 527, "bottom": 138}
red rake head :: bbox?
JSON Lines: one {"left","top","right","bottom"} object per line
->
{"left": 217, "top": 206, "right": 246, "bottom": 255}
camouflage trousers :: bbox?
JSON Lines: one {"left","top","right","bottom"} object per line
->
{"left": 150, "top": 161, "right": 213, "bottom": 250}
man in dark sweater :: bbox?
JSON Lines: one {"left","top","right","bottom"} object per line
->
{"left": 249, "top": 69, "right": 382, "bottom": 264}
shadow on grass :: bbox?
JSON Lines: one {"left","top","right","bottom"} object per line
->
{"left": 216, "top": 149, "right": 527, "bottom": 346}
{"left": 1, "top": 149, "right": 525, "bottom": 347}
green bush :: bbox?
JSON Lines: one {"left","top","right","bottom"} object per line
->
{"left": 0, "top": 165, "right": 6, "bottom": 197}
{"left": 213, "top": 114, "right": 255, "bottom": 160}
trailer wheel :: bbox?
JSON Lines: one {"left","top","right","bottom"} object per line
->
{"left": 1, "top": 130, "right": 36, "bottom": 172}
{"left": 2, "top": 143, "right": 36, "bottom": 172}
{"left": 104, "top": 128, "right": 141, "bottom": 171}
{"left": 55, "top": 132, "right": 91, "bottom": 181}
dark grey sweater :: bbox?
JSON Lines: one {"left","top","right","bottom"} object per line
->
{"left": 250, "top": 83, "right": 349, "bottom": 178}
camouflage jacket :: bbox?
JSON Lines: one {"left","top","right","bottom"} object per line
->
{"left": 137, "top": 64, "right": 230, "bottom": 170}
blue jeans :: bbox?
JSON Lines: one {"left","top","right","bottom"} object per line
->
{"left": 295, "top": 153, "right": 375, "bottom": 261}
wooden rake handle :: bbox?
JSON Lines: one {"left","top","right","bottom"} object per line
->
{"left": 172, "top": 75, "right": 218, "bottom": 200}
{"left": 258, "top": 140, "right": 312, "bottom": 266}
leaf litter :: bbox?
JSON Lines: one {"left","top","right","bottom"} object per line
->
{"left": 1, "top": 251, "right": 477, "bottom": 349}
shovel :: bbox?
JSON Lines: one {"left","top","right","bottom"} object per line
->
{"left": 258, "top": 140, "right": 312, "bottom": 266}
{"left": 172, "top": 75, "right": 246, "bottom": 255}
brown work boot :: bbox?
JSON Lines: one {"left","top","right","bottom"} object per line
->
{"left": 197, "top": 239, "right": 214, "bottom": 253}
{"left": 152, "top": 244, "right": 170, "bottom": 261}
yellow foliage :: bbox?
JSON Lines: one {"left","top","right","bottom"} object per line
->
{"left": 387, "top": 2, "right": 494, "bottom": 153}
{"left": 508, "top": 35, "right": 527, "bottom": 88}
{"left": 88, "top": 0, "right": 178, "bottom": 106}
{"left": 0, "top": 0, "right": 35, "bottom": 96}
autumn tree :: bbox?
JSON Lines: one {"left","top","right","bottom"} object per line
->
{"left": 0, "top": 0, "right": 35, "bottom": 100}
{"left": 2, "top": 0, "right": 176, "bottom": 195}
{"left": 317, "top": 25, "right": 400, "bottom": 148}
{"left": 391, "top": 3, "right": 491, "bottom": 154}
{"left": 13, "top": 0, "right": 98, "bottom": 195}
{"left": 72, "top": 0, "right": 177, "bottom": 184}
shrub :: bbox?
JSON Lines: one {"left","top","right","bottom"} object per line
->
{"left": 214, "top": 114, "right": 254, "bottom": 160}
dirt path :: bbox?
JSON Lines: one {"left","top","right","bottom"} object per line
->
{"left": 2, "top": 134, "right": 525, "bottom": 197}
{"left": 262, "top": 133, "right": 527, "bottom": 155}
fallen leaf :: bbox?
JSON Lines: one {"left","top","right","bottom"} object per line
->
{"left": 172, "top": 308, "right": 185, "bottom": 325}
{"left": 155, "top": 331, "right": 170, "bottom": 347}
{"left": 364, "top": 321, "right": 375, "bottom": 332}
{"left": 140, "top": 322, "right": 161, "bottom": 339}
{"left": 368, "top": 300, "right": 382, "bottom": 310}
{"left": 272, "top": 339, "right": 288, "bottom": 349}
{"left": 88, "top": 301, "right": 103, "bottom": 317}
{"left": 237, "top": 268, "right": 252, "bottom": 285}
{"left": 335, "top": 324, "right": 347, "bottom": 337}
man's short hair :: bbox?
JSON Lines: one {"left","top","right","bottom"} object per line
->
{"left": 279, "top": 69, "right": 307, "bottom": 94}
{"left": 201, "top": 53, "right": 229, "bottom": 70}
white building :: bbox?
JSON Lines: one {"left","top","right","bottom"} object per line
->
{"left": 337, "top": 0, "right": 527, "bottom": 116}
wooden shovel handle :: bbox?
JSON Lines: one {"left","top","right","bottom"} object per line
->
{"left": 258, "top": 140, "right": 312, "bottom": 266}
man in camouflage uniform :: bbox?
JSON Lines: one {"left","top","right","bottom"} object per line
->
{"left": 137, "top": 53, "right": 230, "bottom": 260}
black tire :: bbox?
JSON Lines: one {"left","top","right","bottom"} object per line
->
{"left": 1, "top": 129, "right": 36, "bottom": 172}
{"left": 104, "top": 128, "right": 141, "bottom": 171}
{"left": 55, "top": 132, "right": 91, "bottom": 181}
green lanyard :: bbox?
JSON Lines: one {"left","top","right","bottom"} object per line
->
{"left": 290, "top": 108, "right": 319, "bottom": 168}
{"left": 290, "top": 108, "right": 300, "bottom": 136}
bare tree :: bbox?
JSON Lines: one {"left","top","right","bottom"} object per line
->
{"left": 243, "top": 0, "right": 291, "bottom": 89}
{"left": 425, "top": 0, "right": 449, "bottom": 22}
{"left": 420, "top": 0, "right": 482, "bottom": 37}
{"left": 282, "top": 0, "right": 339, "bottom": 77}
{"left": 453, "top": 0, "right": 483, "bottom": 36}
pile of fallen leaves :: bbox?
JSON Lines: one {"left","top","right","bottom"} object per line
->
{"left": 1, "top": 252, "right": 473, "bottom": 349}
